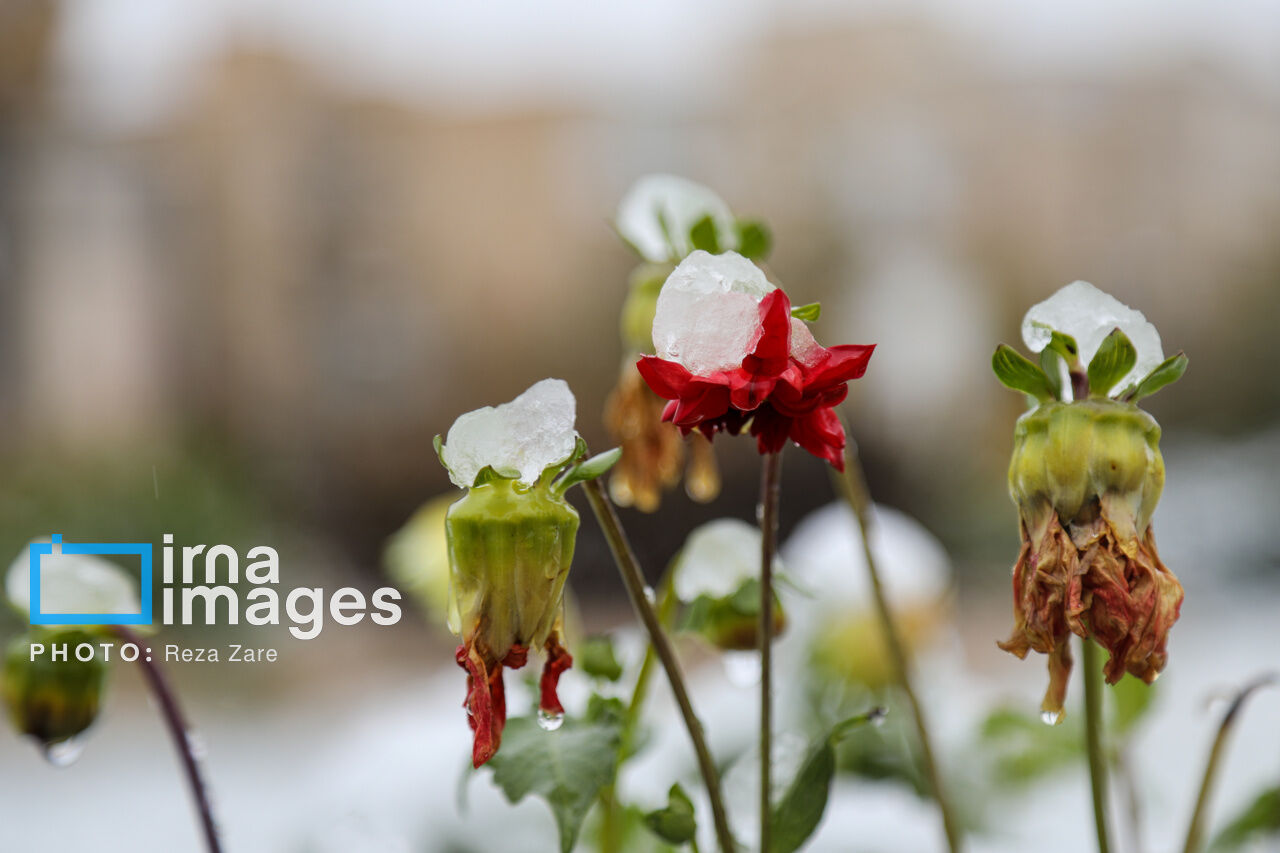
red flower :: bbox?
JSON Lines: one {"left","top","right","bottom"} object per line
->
{"left": 637, "top": 289, "right": 873, "bottom": 469}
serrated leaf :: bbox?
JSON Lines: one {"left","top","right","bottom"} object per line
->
{"left": 1126, "top": 352, "right": 1188, "bottom": 402}
{"left": 1110, "top": 673, "right": 1156, "bottom": 734}
{"left": 1210, "top": 786, "right": 1280, "bottom": 851}
{"left": 688, "top": 214, "right": 721, "bottom": 254}
{"left": 769, "top": 710, "right": 883, "bottom": 853}
{"left": 643, "top": 783, "right": 698, "bottom": 845}
{"left": 1087, "top": 327, "right": 1138, "bottom": 397}
{"left": 578, "top": 635, "right": 623, "bottom": 682}
{"left": 487, "top": 715, "right": 624, "bottom": 853}
{"left": 992, "top": 345, "right": 1055, "bottom": 402}
{"left": 790, "top": 302, "right": 822, "bottom": 322}
{"left": 736, "top": 220, "right": 771, "bottom": 259}
{"left": 555, "top": 448, "right": 622, "bottom": 495}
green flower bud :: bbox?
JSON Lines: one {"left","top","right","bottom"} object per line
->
{"left": 3, "top": 630, "right": 106, "bottom": 746}
{"left": 682, "top": 579, "right": 786, "bottom": 652}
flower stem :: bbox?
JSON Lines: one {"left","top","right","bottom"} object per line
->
{"left": 758, "top": 450, "right": 782, "bottom": 853}
{"left": 1181, "top": 674, "right": 1276, "bottom": 853}
{"left": 583, "top": 479, "right": 737, "bottom": 853}
{"left": 831, "top": 440, "right": 963, "bottom": 853}
{"left": 114, "top": 626, "right": 222, "bottom": 853}
{"left": 1082, "top": 637, "right": 1113, "bottom": 853}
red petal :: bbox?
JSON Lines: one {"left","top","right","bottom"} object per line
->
{"left": 743, "top": 290, "right": 792, "bottom": 376}
{"left": 749, "top": 405, "right": 792, "bottom": 455}
{"left": 788, "top": 407, "right": 847, "bottom": 469}
{"left": 456, "top": 643, "right": 507, "bottom": 768}
{"left": 539, "top": 635, "right": 573, "bottom": 715}
{"left": 670, "top": 382, "right": 731, "bottom": 426}
{"left": 636, "top": 356, "right": 693, "bottom": 400}
{"left": 805, "top": 344, "right": 875, "bottom": 391}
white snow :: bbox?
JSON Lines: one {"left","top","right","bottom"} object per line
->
{"left": 5, "top": 540, "right": 142, "bottom": 617}
{"left": 615, "top": 174, "right": 738, "bottom": 263}
{"left": 1021, "top": 280, "right": 1165, "bottom": 397}
{"left": 652, "top": 250, "right": 777, "bottom": 376}
{"left": 439, "top": 378, "right": 578, "bottom": 488}
{"left": 673, "top": 518, "right": 782, "bottom": 602}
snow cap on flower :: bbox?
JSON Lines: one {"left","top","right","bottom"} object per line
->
{"left": 673, "top": 518, "right": 782, "bottom": 602}
{"left": 616, "top": 174, "right": 738, "bottom": 263}
{"left": 1022, "top": 281, "right": 1164, "bottom": 397}
{"left": 6, "top": 541, "right": 141, "bottom": 618}
{"left": 439, "top": 379, "right": 579, "bottom": 489}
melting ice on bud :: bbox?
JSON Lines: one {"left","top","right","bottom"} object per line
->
{"left": 616, "top": 174, "right": 738, "bottom": 262}
{"left": 1021, "top": 281, "right": 1164, "bottom": 397}
{"left": 652, "top": 251, "right": 778, "bottom": 376}
{"left": 5, "top": 540, "right": 141, "bottom": 617}
{"left": 439, "top": 378, "right": 579, "bottom": 489}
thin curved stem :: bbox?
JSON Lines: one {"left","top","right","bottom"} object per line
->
{"left": 1181, "top": 674, "right": 1276, "bottom": 853}
{"left": 114, "top": 627, "right": 222, "bottom": 853}
{"left": 831, "top": 440, "right": 964, "bottom": 853}
{"left": 583, "top": 479, "right": 737, "bottom": 853}
{"left": 758, "top": 450, "right": 782, "bottom": 853}
{"left": 1082, "top": 638, "right": 1113, "bottom": 853}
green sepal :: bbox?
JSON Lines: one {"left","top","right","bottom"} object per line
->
{"left": 486, "top": 713, "right": 623, "bottom": 853}
{"left": 768, "top": 708, "right": 886, "bottom": 853}
{"left": 1087, "top": 327, "right": 1138, "bottom": 398}
{"left": 688, "top": 214, "right": 721, "bottom": 254}
{"left": 554, "top": 447, "right": 622, "bottom": 496}
{"left": 735, "top": 219, "right": 772, "bottom": 259}
{"left": 643, "top": 783, "right": 698, "bottom": 845}
{"left": 577, "top": 635, "right": 623, "bottom": 682}
{"left": 992, "top": 344, "right": 1055, "bottom": 402}
{"left": 1124, "top": 352, "right": 1188, "bottom": 402}
{"left": 790, "top": 302, "right": 822, "bottom": 322}
{"left": 471, "top": 466, "right": 513, "bottom": 488}
{"left": 1045, "top": 330, "right": 1081, "bottom": 367}
{"left": 432, "top": 434, "right": 445, "bottom": 464}
{"left": 1040, "top": 347, "right": 1065, "bottom": 401}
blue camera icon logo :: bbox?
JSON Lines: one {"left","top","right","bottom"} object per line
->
{"left": 29, "top": 535, "right": 153, "bottom": 626}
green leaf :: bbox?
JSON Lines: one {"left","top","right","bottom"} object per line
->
{"left": 978, "top": 707, "right": 1082, "bottom": 787}
{"left": 688, "top": 214, "right": 721, "bottom": 254}
{"left": 992, "top": 345, "right": 1055, "bottom": 402}
{"left": 1087, "top": 327, "right": 1138, "bottom": 397}
{"left": 736, "top": 220, "right": 771, "bottom": 259}
{"left": 769, "top": 709, "right": 883, "bottom": 853}
{"left": 487, "top": 714, "right": 624, "bottom": 853}
{"left": 1210, "top": 786, "right": 1280, "bottom": 851}
{"left": 577, "top": 635, "right": 624, "bottom": 682}
{"left": 1039, "top": 347, "right": 1065, "bottom": 401}
{"left": 790, "top": 302, "right": 822, "bottom": 322}
{"left": 643, "top": 783, "right": 698, "bottom": 845}
{"left": 555, "top": 448, "right": 622, "bottom": 495}
{"left": 1126, "top": 352, "right": 1188, "bottom": 402}
{"left": 1110, "top": 673, "right": 1156, "bottom": 734}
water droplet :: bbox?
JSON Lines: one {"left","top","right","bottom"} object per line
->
{"left": 642, "top": 586, "right": 656, "bottom": 604}
{"left": 869, "top": 707, "right": 888, "bottom": 727}
{"left": 536, "top": 709, "right": 564, "bottom": 731}
{"left": 722, "top": 651, "right": 761, "bottom": 687}
{"left": 43, "top": 737, "right": 85, "bottom": 767}
{"left": 1040, "top": 709, "right": 1062, "bottom": 726}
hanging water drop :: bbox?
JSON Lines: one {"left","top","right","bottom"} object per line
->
{"left": 536, "top": 709, "right": 565, "bottom": 731}
{"left": 642, "top": 585, "right": 657, "bottom": 604}
{"left": 1040, "top": 709, "right": 1062, "bottom": 726}
{"left": 869, "top": 706, "right": 888, "bottom": 727}
{"left": 722, "top": 651, "right": 762, "bottom": 687}
{"left": 42, "top": 737, "right": 85, "bottom": 767}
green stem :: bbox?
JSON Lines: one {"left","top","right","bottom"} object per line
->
{"left": 584, "top": 479, "right": 737, "bottom": 853}
{"left": 1181, "top": 675, "right": 1276, "bottom": 853}
{"left": 758, "top": 451, "right": 782, "bottom": 853}
{"left": 831, "top": 440, "right": 964, "bottom": 853}
{"left": 1082, "top": 638, "right": 1113, "bottom": 853}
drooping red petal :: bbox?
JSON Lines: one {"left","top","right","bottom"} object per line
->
{"left": 456, "top": 643, "right": 507, "bottom": 768}
{"left": 787, "top": 407, "right": 847, "bottom": 470}
{"left": 637, "top": 356, "right": 694, "bottom": 400}
{"left": 669, "top": 381, "right": 731, "bottom": 426}
{"left": 539, "top": 635, "right": 574, "bottom": 715}
{"left": 803, "top": 344, "right": 875, "bottom": 391}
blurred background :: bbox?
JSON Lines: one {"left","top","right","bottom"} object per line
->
{"left": 1, "top": 1, "right": 1278, "bottom": 851}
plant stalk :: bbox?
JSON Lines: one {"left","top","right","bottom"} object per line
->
{"left": 114, "top": 626, "right": 222, "bottom": 853}
{"left": 1082, "top": 637, "right": 1113, "bottom": 853}
{"left": 758, "top": 450, "right": 782, "bottom": 853}
{"left": 832, "top": 439, "right": 964, "bottom": 853}
{"left": 1181, "top": 675, "right": 1276, "bottom": 853}
{"left": 583, "top": 479, "right": 737, "bottom": 853}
